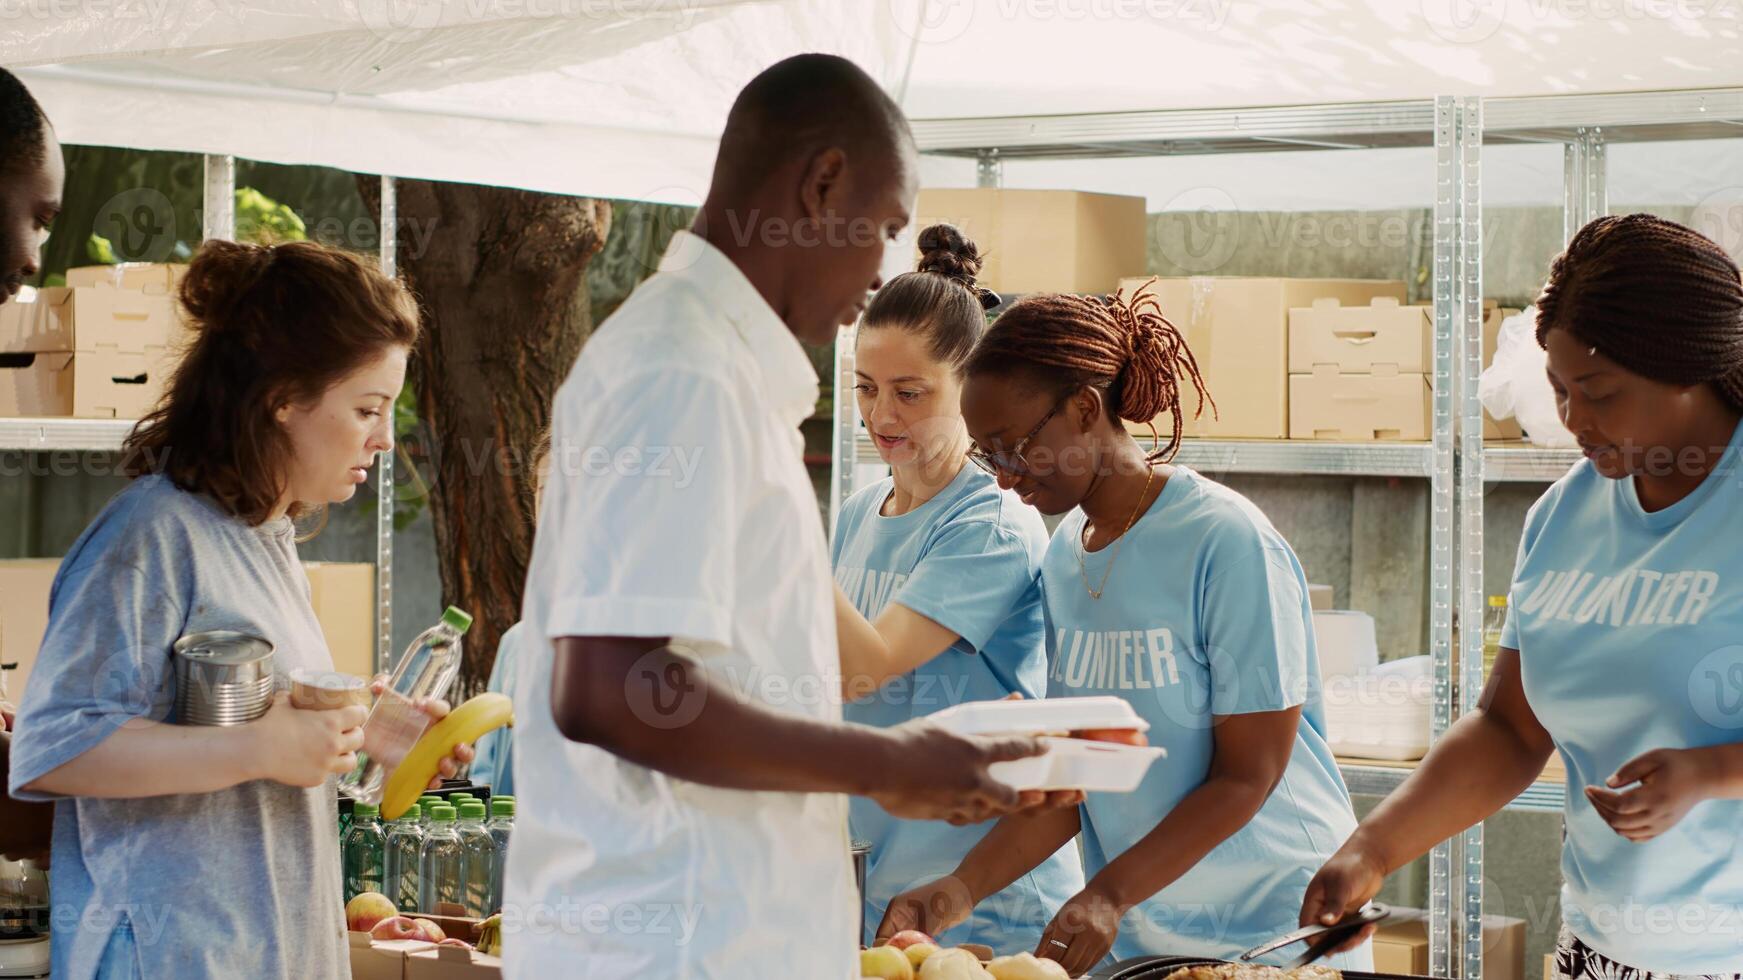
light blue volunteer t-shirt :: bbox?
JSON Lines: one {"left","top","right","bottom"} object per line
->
{"left": 1502, "top": 418, "right": 1743, "bottom": 974}
{"left": 1042, "top": 466, "right": 1369, "bottom": 970}
{"left": 833, "top": 462, "right": 1086, "bottom": 950}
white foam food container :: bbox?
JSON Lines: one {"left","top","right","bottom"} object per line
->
{"left": 927, "top": 697, "right": 1164, "bottom": 793}
{"left": 925, "top": 696, "right": 1151, "bottom": 737}
{"left": 987, "top": 736, "right": 1167, "bottom": 793}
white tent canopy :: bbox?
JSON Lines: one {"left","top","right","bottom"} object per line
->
{"left": 6, "top": 0, "right": 1743, "bottom": 205}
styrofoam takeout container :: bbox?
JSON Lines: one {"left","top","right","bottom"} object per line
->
{"left": 927, "top": 697, "right": 1165, "bottom": 793}
{"left": 925, "top": 696, "right": 1151, "bottom": 737}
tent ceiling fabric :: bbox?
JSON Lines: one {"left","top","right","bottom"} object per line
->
{"left": 5, "top": 0, "right": 1742, "bottom": 200}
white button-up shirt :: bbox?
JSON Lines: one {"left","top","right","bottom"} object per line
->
{"left": 505, "top": 231, "right": 857, "bottom": 979}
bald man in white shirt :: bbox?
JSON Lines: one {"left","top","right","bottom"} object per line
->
{"left": 507, "top": 55, "right": 1070, "bottom": 979}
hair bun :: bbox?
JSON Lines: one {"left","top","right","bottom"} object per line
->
{"left": 916, "top": 222, "right": 984, "bottom": 289}
{"left": 179, "top": 240, "right": 277, "bottom": 335}
{"left": 1105, "top": 282, "right": 1214, "bottom": 426}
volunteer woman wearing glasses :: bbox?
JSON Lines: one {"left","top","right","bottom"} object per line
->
{"left": 878, "top": 283, "right": 1367, "bottom": 977}
{"left": 832, "top": 225, "right": 1085, "bottom": 951}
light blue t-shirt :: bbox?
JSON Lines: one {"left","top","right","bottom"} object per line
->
{"left": 1042, "top": 466, "right": 1368, "bottom": 970}
{"left": 472, "top": 621, "right": 525, "bottom": 798}
{"left": 832, "top": 462, "right": 1085, "bottom": 950}
{"left": 1502, "top": 418, "right": 1743, "bottom": 974}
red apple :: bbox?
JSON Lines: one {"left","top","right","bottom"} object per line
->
{"left": 370, "top": 917, "right": 420, "bottom": 941}
{"left": 885, "top": 930, "right": 937, "bottom": 951}
{"left": 346, "top": 892, "right": 398, "bottom": 933}
{"left": 410, "top": 918, "right": 447, "bottom": 943}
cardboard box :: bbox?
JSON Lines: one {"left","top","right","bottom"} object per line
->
{"left": 1290, "top": 371, "right": 1432, "bottom": 441}
{"left": 0, "top": 284, "right": 183, "bottom": 356}
{"left": 1120, "top": 277, "right": 1409, "bottom": 440}
{"left": 349, "top": 933, "right": 438, "bottom": 980}
{"left": 0, "top": 349, "right": 166, "bottom": 419}
{"left": 305, "top": 562, "right": 376, "bottom": 680}
{"left": 1289, "top": 297, "right": 1432, "bottom": 375}
{"left": 406, "top": 945, "right": 502, "bottom": 979}
{"left": 1308, "top": 583, "right": 1335, "bottom": 611}
{"left": 1374, "top": 909, "right": 1527, "bottom": 980}
{"left": 0, "top": 560, "right": 58, "bottom": 703}
{"left": 916, "top": 189, "right": 1148, "bottom": 296}
{"left": 65, "top": 263, "right": 185, "bottom": 292}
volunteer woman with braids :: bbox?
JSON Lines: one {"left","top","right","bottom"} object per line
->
{"left": 1304, "top": 214, "right": 1743, "bottom": 980}
{"left": 878, "top": 284, "right": 1366, "bottom": 975}
{"left": 8, "top": 239, "right": 472, "bottom": 980}
{"left": 832, "top": 224, "right": 1085, "bottom": 950}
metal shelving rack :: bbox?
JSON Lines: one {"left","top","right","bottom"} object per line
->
{"left": 829, "top": 86, "right": 1743, "bottom": 979}
{"left": 1, "top": 158, "right": 398, "bottom": 675}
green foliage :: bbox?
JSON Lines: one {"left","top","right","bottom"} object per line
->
{"left": 235, "top": 186, "right": 308, "bottom": 244}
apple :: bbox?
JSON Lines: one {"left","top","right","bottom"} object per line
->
{"left": 409, "top": 918, "right": 447, "bottom": 943}
{"left": 919, "top": 948, "right": 993, "bottom": 980}
{"left": 904, "top": 942, "right": 941, "bottom": 969}
{"left": 860, "top": 944, "right": 915, "bottom": 980}
{"left": 987, "top": 952, "right": 1070, "bottom": 980}
{"left": 1073, "top": 727, "right": 1148, "bottom": 747}
{"left": 370, "top": 917, "right": 420, "bottom": 941}
{"left": 346, "top": 892, "right": 398, "bottom": 933}
{"left": 885, "top": 930, "right": 936, "bottom": 951}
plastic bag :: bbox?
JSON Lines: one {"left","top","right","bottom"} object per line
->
{"left": 1478, "top": 306, "right": 1576, "bottom": 448}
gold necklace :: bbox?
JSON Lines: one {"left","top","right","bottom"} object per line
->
{"left": 1078, "top": 463, "right": 1155, "bottom": 600}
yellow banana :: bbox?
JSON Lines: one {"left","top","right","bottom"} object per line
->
{"left": 380, "top": 693, "right": 514, "bottom": 820}
{"left": 476, "top": 913, "right": 503, "bottom": 956}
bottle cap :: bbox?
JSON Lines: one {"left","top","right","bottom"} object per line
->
{"left": 1488, "top": 595, "right": 1509, "bottom": 607}
{"left": 354, "top": 803, "right": 378, "bottom": 818}
{"left": 459, "top": 802, "right": 487, "bottom": 820}
{"left": 441, "top": 607, "right": 475, "bottom": 634}
{"left": 430, "top": 805, "right": 457, "bottom": 823}
{"left": 490, "top": 799, "right": 515, "bottom": 818}
{"left": 401, "top": 804, "right": 422, "bottom": 821}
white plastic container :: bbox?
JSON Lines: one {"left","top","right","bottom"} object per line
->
{"left": 926, "top": 697, "right": 1165, "bottom": 793}
{"left": 1323, "top": 656, "right": 1433, "bottom": 761}
{"left": 1312, "top": 610, "right": 1381, "bottom": 679}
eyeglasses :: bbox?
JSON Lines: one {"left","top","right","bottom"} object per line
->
{"left": 966, "top": 398, "right": 1064, "bottom": 477}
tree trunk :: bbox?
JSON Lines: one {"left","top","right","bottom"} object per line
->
{"left": 359, "top": 177, "right": 611, "bottom": 695}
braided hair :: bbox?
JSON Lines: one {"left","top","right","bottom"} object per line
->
{"left": 1537, "top": 213, "right": 1743, "bottom": 410}
{"left": 860, "top": 222, "right": 1000, "bottom": 372}
{"left": 965, "top": 279, "right": 1214, "bottom": 462}
{"left": 0, "top": 68, "right": 48, "bottom": 177}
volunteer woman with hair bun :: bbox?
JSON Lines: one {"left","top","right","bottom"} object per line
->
{"left": 1303, "top": 214, "right": 1743, "bottom": 980}
{"left": 8, "top": 239, "right": 471, "bottom": 980}
{"left": 879, "top": 284, "right": 1366, "bottom": 976}
{"left": 833, "top": 223, "right": 1086, "bottom": 950}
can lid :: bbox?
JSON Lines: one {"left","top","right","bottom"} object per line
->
{"left": 429, "top": 805, "right": 457, "bottom": 822}
{"left": 490, "top": 799, "right": 515, "bottom": 817}
{"left": 459, "top": 802, "right": 487, "bottom": 820}
{"left": 441, "top": 607, "right": 474, "bottom": 634}
{"left": 401, "top": 804, "right": 422, "bottom": 821}
{"left": 354, "top": 803, "right": 378, "bottom": 817}
{"left": 173, "top": 631, "right": 275, "bottom": 666}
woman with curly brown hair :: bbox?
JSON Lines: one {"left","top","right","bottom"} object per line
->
{"left": 878, "top": 283, "right": 1365, "bottom": 975}
{"left": 8, "top": 239, "right": 471, "bottom": 980}
{"left": 1304, "top": 214, "right": 1743, "bottom": 980}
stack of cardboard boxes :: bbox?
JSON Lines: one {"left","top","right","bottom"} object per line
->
{"left": 1289, "top": 297, "right": 1432, "bottom": 441}
{"left": 350, "top": 914, "right": 501, "bottom": 980}
{"left": 0, "top": 263, "right": 187, "bottom": 419}
{"left": 1374, "top": 907, "right": 1528, "bottom": 980}
{"left": 0, "top": 559, "right": 376, "bottom": 704}
{"left": 1114, "top": 277, "right": 1410, "bottom": 440}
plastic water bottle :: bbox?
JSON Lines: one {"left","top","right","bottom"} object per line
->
{"left": 419, "top": 805, "right": 464, "bottom": 914}
{"left": 416, "top": 796, "right": 442, "bottom": 828}
{"left": 488, "top": 797, "right": 514, "bottom": 916}
{"left": 342, "top": 804, "right": 385, "bottom": 903}
{"left": 457, "top": 802, "right": 496, "bottom": 917}
{"left": 383, "top": 804, "right": 425, "bottom": 913}
{"left": 340, "top": 608, "right": 473, "bottom": 804}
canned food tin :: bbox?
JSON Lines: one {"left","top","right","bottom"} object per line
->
{"left": 173, "top": 631, "right": 275, "bottom": 727}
